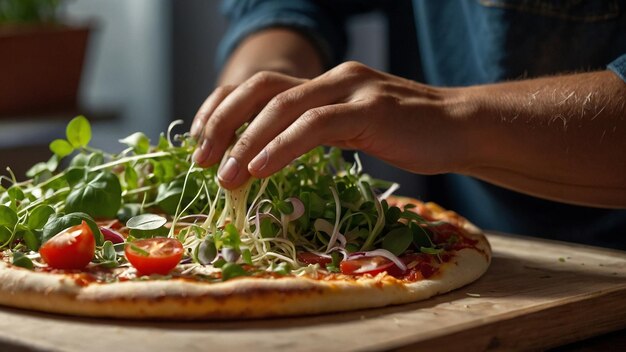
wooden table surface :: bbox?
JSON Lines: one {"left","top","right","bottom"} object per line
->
{"left": 0, "top": 233, "right": 624, "bottom": 352}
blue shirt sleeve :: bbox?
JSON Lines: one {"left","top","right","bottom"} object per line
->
{"left": 217, "top": 0, "right": 349, "bottom": 70}
{"left": 608, "top": 54, "right": 626, "bottom": 83}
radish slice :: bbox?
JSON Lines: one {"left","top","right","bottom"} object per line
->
{"left": 285, "top": 197, "right": 305, "bottom": 221}
{"left": 100, "top": 227, "right": 125, "bottom": 244}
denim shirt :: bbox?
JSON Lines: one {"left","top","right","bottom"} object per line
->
{"left": 218, "top": 0, "right": 626, "bottom": 249}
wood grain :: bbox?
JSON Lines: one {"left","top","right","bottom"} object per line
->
{"left": 0, "top": 233, "right": 624, "bottom": 352}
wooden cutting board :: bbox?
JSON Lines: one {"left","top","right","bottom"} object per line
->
{"left": 0, "top": 233, "right": 624, "bottom": 352}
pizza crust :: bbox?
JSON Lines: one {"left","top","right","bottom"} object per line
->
{"left": 0, "top": 246, "right": 489, "bottom": 319}
{"left": 0, "top": 197, "right": 491, "bottom": 320}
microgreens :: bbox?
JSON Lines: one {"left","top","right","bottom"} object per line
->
{"left": 0, "top": 116, "right": 451, "bottom": 278}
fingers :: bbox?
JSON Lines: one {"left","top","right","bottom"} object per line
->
{"left": 250, "top": 102, "right": 369, "bottom": 178}
{"left": 193, "top": 72, "right": 305, "bottom": 167}
{"left": 190, "top": 85, "right": 235, "bottom": 140}
{"left": 217, "top": 76, "right": 352, "bottom": 188}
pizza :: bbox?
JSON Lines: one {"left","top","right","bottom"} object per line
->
{"left": 0, "top": 116, "right": 491, "bottom": 320}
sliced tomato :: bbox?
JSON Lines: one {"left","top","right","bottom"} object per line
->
{"left": 40, "top": 221, "right": 96, "bottom": 270}
{"left": 297, "top": 252, "right": 332, "bottom": 266}
{"left": 340, "top": 256, "right": 404, "bottom": 277}
{"left": 125, "top": 237, "right": 184, "bottom": 275}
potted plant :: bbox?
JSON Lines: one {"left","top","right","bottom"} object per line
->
{"left": 0, "top": 0, "right": 90, "bottom": 117}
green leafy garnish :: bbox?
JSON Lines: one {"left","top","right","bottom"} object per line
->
{"left": 12, "top": 252, "right": 33, "bottom": 270}
{"left": 221, "top": 263, "right": 248, "bottom": 281}
{"left": 0, "top": 115, "right": 456, "bottom": 281}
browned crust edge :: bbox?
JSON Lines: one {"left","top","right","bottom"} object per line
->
{"left": 0, "top": 197, "right": 491, "bottom": 320}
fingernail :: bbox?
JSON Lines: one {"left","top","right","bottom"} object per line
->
{"left": 218, "top": 157, "right": 239, "bottom": 182}
{"left": 190, "top": 120, "right": 201, "bottom": 138}
{"left": 193, "top": 139, "right": 211, "bottom": 164}
{"left": 248, "top": 149, "right": 268, "bottom": 173}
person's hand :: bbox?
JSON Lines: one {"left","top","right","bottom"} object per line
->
{"left": 191, "top": 61, "right": 469, "bottom": 189}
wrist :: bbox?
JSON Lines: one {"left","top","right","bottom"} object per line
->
{"left": 438, "top": 86, "right": 483, "bottom": 174}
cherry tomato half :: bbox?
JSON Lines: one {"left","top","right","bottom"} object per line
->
{"left": 40, "top": 221, "right": 96, "bottom": 270}
{"left": 340, "top": 256, "right": 404, "bottom": 277}
{"left": 125, "top": 237, "right": 184, "bottom": 276}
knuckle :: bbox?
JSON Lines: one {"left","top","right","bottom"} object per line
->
{"left": 272, "top": 134, "right": 285, "bottom": 149}
{"left": 267, "top": 91, "right": 296, "bottom": 113}
{"left": 334, "top": 61, "right": 372, "bottom": 77}
{"left": 299, "top": 107, "right": 328, "bottom": 127}
{"left": 368, "top": 93, "right": 399, "bottom": 110}
{"left": 247, "top": 71, "right": 277, "bottom": 89}
{"left": 212, "top": 85, "right": 231, "bottom": 98}
{"left": 235, "top": 133, "right": 254, "bottom": 152}
{"left": 272, "top": 134, "right": 299, "bottom": 163}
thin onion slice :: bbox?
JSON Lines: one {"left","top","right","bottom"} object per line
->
{"left": 349, "top": 248, "right": 407, "bottom": 272}
{"left": 285, "top": 197, "right": 305, "bottom": 222}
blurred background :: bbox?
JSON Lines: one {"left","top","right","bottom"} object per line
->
{"left": 1, "top": 0, "right": 417, "bottom": 193}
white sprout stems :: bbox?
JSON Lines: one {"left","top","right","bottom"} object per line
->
{"left": 325, "top": 186, "right": 342, "bottom": 252}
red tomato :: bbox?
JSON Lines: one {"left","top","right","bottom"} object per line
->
{"left": 125, "top": 238, "right": 184, "bottom": 275}
{"left": 297, "top": 252, "right": 332, "bottom": 266}
{"left": 40, "top": 221, "right": 96, "bottom": 270}
{"left": 340, "top": 256, "right": 404, "bottom": 277}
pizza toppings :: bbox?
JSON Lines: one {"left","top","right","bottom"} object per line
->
{"left": 0, "top": 116, "right": 483, "bottom": 284}
{"left": 340, "top": 256, "right": 403, "bottom": 277}
{"left": 124, "top": 238, "right": 184, "bottom": 275}
{"left": 39, "top": 221, "right": 95, "bottom": 270}
{"left": 100, "top": 227, "right": 125, "bottom": 244}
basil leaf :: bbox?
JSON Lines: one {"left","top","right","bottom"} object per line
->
{"left": 103, "top": 241, "right": 117, "bottom": 261}
{"left": 64, "top": 167, "right": 87, "bottom": 187}
{"left": 0, "top": 205, "right": 18, "bottom": 228}
{"left": 65, "top": 171, "right": 122, "bottom": 219}
{"left": 155, "top": 178, "right": 200, "bottom": 215}
{"left": 66, "top": 115, "right": 91, "bottom": 148}
{"left": 42, "top": 212, "right": 103, "bottom": 245}
{"left": 221, "top": 263, "right": 248, "bottom": 281}
{"left": 21, "top": 229, "right": 40, "bottom": 251}
{"left": 27, "top": 205, "right": 55, "bottom": 230}
{"left": 411, "top": 223, "right": 432, "bottom": 248}
{"left": 382, "top": 226, "right": 413, "bottom": 256}
{"left": 0, "top": 225, "right": 12, "bottom": 243}
{"left": 49, "top": 139, "right": 74, "bottom": 158}
{"left": 12, "top": 252, "right": 33, "bottom": 270}
{"left": 126, "top": 214, "right": 167, "bottom": 230}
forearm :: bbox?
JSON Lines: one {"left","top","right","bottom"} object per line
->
{"left": 218, "top": 28, "right": 325, "bottom": 85}
{"left": 459, "top": 71, "right": 626, "bottom": 208}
